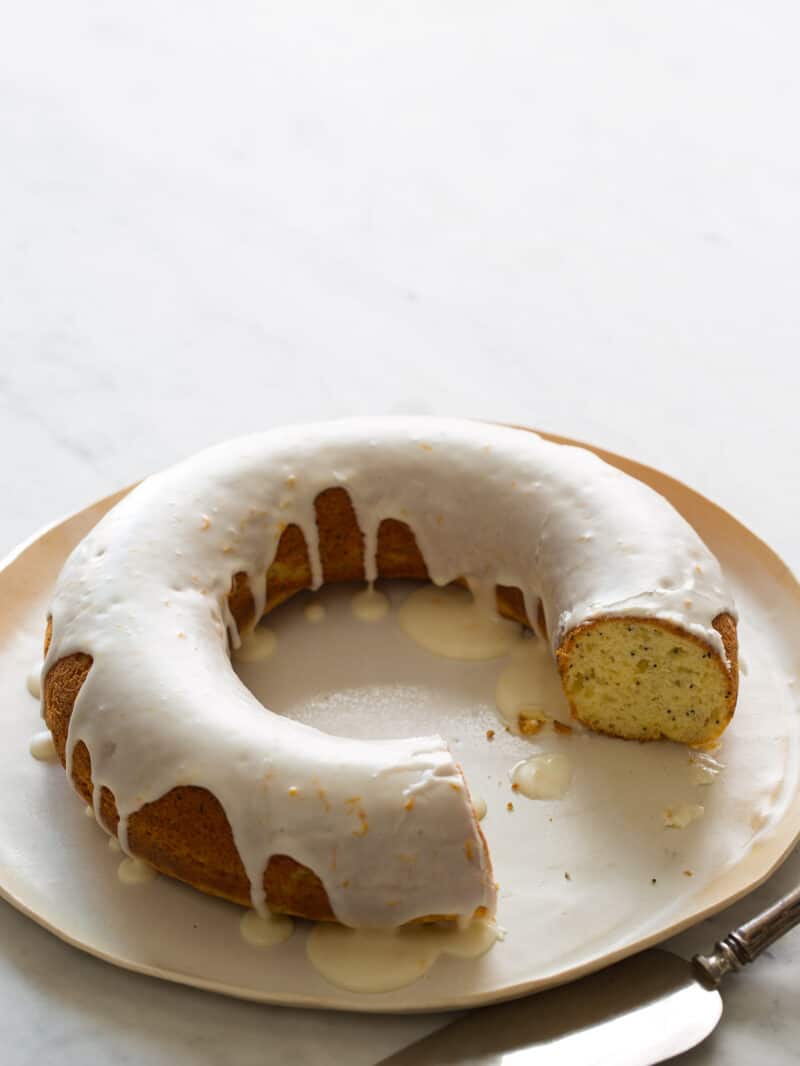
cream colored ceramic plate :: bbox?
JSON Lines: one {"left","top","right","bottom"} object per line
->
{"left": 1, "top": 430, "right": 798, "bottom": 1012}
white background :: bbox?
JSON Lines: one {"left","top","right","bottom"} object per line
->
{"left": 1, "top": 2, "right": 798, "bottom": 1062}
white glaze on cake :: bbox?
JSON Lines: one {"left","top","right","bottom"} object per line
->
{"left": 44, "top": 417, "right": 735, "bottom": 927}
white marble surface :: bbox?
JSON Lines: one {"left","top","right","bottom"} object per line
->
{"left": 1, "top": 1, "right": 799, "bottom": 1062}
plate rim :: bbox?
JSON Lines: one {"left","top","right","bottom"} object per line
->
{"left": 1, "top": 425, "right": 799, "bottom": 1013}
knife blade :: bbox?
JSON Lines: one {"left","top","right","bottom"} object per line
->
{"left": 377, "top": 949, "right": 720, "bottom": 1066}
{"left": 377, "top": 882, "right": 800, "bottom": 1066}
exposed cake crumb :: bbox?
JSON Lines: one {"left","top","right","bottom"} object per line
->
{"left": 518, "top": 712, "right": 545, "bottom": 736}
{"left": 553, "top": 721, "right": 573, "bottom": 735}
{"left": 486, "top": 729, "right": 495, "bottom": 741}
{"left": 506, "top": 801, "right": 514, "bottom": 812}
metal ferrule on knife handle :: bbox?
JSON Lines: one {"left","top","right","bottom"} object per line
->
{"left": 693, "top": 884, "right": 800, "bottom": 988}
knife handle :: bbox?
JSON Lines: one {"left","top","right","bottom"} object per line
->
{"left": 692, "top": 883, "right": 800, "bottom": 988}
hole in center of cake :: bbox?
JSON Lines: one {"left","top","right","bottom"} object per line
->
{"left": 232, "top": 580, "right": 509, "bottom": 743}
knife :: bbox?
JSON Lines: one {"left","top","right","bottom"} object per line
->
{"left": 378, "top": 884, "right": 800, "bottom": 1065}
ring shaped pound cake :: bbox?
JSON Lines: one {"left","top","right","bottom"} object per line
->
{"left": 42, "top": 418, "right": 738, "bottom": 928}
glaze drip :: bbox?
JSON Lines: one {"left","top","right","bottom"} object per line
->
{"left": 240, "top": 909, "right": 294, "bottom": 947}
{"left": 306, "top": 917, "right": 500, "bottom": 992}
{"left": 29, "top": 731, "right": 57, "bottom": 762}
{"left": 398, "top": 584, "right": 521, "bottom": 660}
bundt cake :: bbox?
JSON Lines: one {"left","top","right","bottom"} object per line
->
{"left": 41, "top": 418, "right": 737, "bottom": 927}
